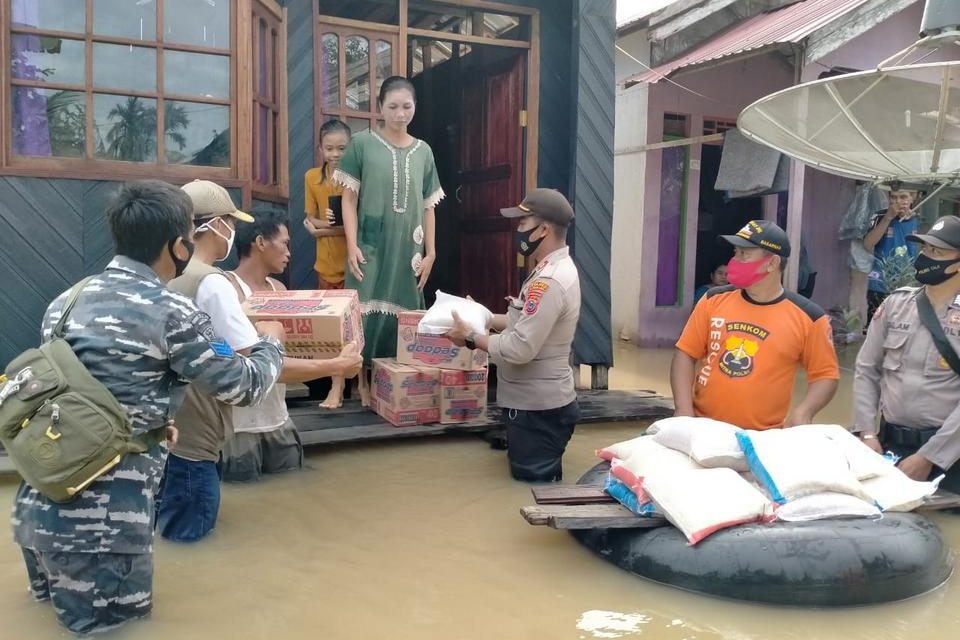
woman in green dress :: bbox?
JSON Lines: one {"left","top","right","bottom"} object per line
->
{"left": 334, "top": 76, "right": 444, "bottom": 405}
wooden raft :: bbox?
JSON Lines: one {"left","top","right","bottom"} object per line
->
{"left": 520, "top": 485, "right": 960, "bottom": 531}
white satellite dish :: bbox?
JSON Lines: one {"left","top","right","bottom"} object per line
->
{"left": 738, "top": 0, "right": 960, "bottom": 192}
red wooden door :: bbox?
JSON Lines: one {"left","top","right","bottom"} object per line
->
{"left": 458, "top": 52, "right": 525, "bottom": 314}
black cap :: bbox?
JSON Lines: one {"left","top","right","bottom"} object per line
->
{"left": 501, "top": 188, "right": 574, "bottom": 227}
{"left": 720, "top": 220, "right": 791, "bottom": 257}
{"left": 907, "top": 216, "right": 960, "bottom": 250}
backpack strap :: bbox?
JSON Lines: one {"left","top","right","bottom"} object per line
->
{"left": 52, "top": 276, "right": 96, "bottom": 339}
{"left": 127, "top": 427, "right": 168, "bottom": 453}
{"left": 916, "top": 289, "right": 960, "bottom": 377}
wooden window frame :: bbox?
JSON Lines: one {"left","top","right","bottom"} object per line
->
{"left": 249, "top": 0, "right": 289, "bottom": 200}
{"left": 0, "top": 0, "right": 289, "bottom": 203}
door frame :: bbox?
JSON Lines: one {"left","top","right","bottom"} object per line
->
{"left": 315, "top": 0, "right": 540, "bottom": 193}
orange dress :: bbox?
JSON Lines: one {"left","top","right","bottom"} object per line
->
{"left": 304, "top": 165, "right": 347, "bottom": 288}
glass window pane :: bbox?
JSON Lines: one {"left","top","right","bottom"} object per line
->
{"left": 408, "top": 3, "right": 525, "bottom": 40}
{"left": 94, "top": 94, "right": 158, "bottom": 162}
{"left": 164, "top": 51, "right": 229, "bottom": 99}
{"left": 10, "top": 35, "right": 85, "bottom": 85}
{"left": 93, "top": 0, "right": 156, "bottom": 41}
{"left": 346, "top": 117, "right": 370, "bottom": 134}
{"left": 11, "top": 87, "right": 85, "bottom": 158}
{"left": 257, "top": 105, "right": 271, "bottom": 182}
{"left": 164, "top": 0, "right": 229, "bottom": 49}
{"left": 655, "top": 146, "right": 687, "bottom": 307}
{"left": 10, "top": 0, "right": 84, "bottom": 33}
{"left": 375, "top": 40, "right": 392, "bottom": 100}
{"left": 258, "top": 19, "right": 268, "bottom": 98}
{"left": 345, "top": 36, "right": 369, "bottom": 112}
{"left": 164, "top": 100, "right": 230, "bottom": 167}
{"left": 320, "top": 33, "right": 340, "bottom": 109}
{"left": 317, "top": 0, "right": 399, "bottom": 26}
{"left": 93, "top": 43, "right": 157, "bottom": 92}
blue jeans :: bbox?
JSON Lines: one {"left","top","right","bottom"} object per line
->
{"left": 155, "top": 454, "right": 221, "bottom": 543}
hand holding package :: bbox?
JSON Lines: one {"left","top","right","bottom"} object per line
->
{"left": 418, "top": 291, "right": 493, "bottom": 336}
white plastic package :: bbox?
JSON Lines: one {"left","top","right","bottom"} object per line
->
{"left": 650, "top": 416, "right": 748, "bottom": 471}
{"left": 793, "top": 424, "right": 893, "bottom": 480}
{"left": 775, "top": 492, "right": 881, "bottom": 522}
{"left": 643, "top": 467, "right": 773, "bottom": 544}
{"left": 417, "top": 291, "right": 493, "bottom": 336}
{"left": 860, "top": 467, "right": 941, "bottom": 512}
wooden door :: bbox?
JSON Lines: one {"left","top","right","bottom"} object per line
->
{"left": 458, "top": 52, "right": 525, "bottom": 313}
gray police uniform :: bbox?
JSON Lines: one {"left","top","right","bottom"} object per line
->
{"left": 854, "top": 286, "right": 960, "bottom": 491}
{"left": 10, "top": 256, "right": 283, "bottom": 635}
{"left": 488, "top": 246, "right": 581, "bottom": 481}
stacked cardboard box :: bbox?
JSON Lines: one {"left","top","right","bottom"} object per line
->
{"left": 372, "top": 311, "right": 489, "bottom": 427}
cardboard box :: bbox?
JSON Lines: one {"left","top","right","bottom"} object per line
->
{"left": 396, "top": 311, "right": 488, "bottom": 371}
{"left": 439, "top": 368, "right": 488, "bottom": 424}
{"left": 243, "top": 290, "right": 364, "bottom": 359}
{"left": 371, "top": 358, "right": 440, "bottom": 427}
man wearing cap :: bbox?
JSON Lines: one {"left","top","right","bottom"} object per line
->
{"left": 446, "top": 188, "right": 581, "bottom": 482}
{"left": 671, "top": 220, "right": 840, "bottom": 430}
{"left": 854, "top": 216, "right": 960, "bottom": 489}
{"left": 156, "top": 181, "right": 361, "bottom": 541}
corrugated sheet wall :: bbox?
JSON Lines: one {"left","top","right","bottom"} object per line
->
{"left": 570, "top": 0, "right": 615, "bottom": 366}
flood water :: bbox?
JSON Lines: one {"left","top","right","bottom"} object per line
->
{"left": 1, "top": 343, "right": 958, "bottom": 639}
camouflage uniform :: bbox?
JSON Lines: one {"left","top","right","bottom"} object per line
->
{"left": 10, "top": 256, "right": 283, "bottom": 635}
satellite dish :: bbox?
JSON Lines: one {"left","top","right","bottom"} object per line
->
{"left": 738, "top": 0, "right": 960, "bottom": 190}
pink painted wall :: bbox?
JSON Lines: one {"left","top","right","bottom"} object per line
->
{"left": 639, "top": 53, "right": 794, "bottom": 346}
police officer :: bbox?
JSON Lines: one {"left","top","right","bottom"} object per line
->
{"left": 447, "top": 188, "right": 581, "bottom": 481}
{"left": 854, "top": 215, "right": 960, "bottom": 491}
{"left": 11, "top": 180, "right": 286, "bottom": 635}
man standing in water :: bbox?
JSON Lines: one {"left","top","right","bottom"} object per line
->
{"left": 10, "top": 181, "right": 285, "bottom": 635}
{"left": 854, "top": 216, "right": 960, "bottom": 491}
{"left": 447, "top": 188, "right": 581, "bottom": 482}
{"left": 671, "top": 220, "right": 840, "bottom": 429}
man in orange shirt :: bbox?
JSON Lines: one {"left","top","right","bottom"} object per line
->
{"left": 671, "top": 220, "right": 840, "bottom": 429}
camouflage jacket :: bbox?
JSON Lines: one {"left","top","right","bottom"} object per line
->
{"left": 11, "top": 256, "right": 283, "bottom": 554}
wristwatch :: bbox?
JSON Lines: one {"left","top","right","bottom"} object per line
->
{"left": 464, "top": 331, "right": 477, "bottom": 350}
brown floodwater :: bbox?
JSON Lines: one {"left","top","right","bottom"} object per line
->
{"left": 1, "top": 344, "right": 958, "bottom": 639}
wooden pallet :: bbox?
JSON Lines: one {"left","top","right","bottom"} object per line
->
{"left": 520, "top": 484, "right": 960, "bottom": 531}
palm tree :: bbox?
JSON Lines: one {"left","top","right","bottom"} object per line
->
{"left": 45, "top": 90, "right": 85, "bottom": 157}
{"left": 104, "top": 97, "right": 156, "bottom": 161}
{"left": 163, "top": 102, "right": 189, "bottom": 152}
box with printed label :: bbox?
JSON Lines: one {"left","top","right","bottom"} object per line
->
{"left": 371, "top": 358, "right": 441, "bottom": 427}
{"left": 439, "top": 368, "right": 488, "bottom": 424}
{"left": 242, "top": 289, "right": 364, "bottom": 360}
{"left": 395, "top": 311, "right": 488, "bottom": 371}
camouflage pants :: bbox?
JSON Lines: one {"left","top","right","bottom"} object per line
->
{"left": 220, "top": 419, "right": 303, "bottom": 483}
{"left": 20, "top": 547, "right": 152, "bottom": 635}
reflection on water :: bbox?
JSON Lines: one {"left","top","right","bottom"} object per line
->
{"left": 0, "top": 344, "right": 958, "bottom": 639}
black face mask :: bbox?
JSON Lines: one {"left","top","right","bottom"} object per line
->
{"left": 914, "top": 253, "right": 960, "bottom": 286}
{"left": 516, "top": 226, "right": 545, "bottom": 257}
{"left": 168, "top": 237, "right": 194, "bottom": 278}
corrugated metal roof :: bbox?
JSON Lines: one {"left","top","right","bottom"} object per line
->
{"left": 626, "top": 0, "right": 869, "bottom": 84}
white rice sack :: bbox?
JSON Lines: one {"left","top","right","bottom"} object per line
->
{"left": 417, "top": 291, "right": 493, "bottom": 335}
{"left": 861, "top": 467, "right": 941, "bottom": 512}
{"left": 736, "top": 429, "right": 872, "bottom": 504}
{"left": 794, "top": 424, "right": 893, "bottom": 480}
{"left": 643, "top": 468, "right": 773, "bottom": 545}
{"left": 604, "top": 437, "right": 701, "bottom": 497}
{"left": 651, "top": 417, "right": 747, "bottom": 471}
{"left": 596, "top": 434, "right": 648, "bottom": 462}
{"left": 775, "top": 492, "right": 881, "bottom": 522}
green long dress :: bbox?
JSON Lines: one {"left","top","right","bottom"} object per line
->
{"left": 333, "top": 130, "right": 444, "bottom": 364}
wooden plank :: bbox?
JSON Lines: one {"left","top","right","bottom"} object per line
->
{"left": 918, "top": 490, "right": 960, "bottom": 512}
{"left": 531, "top": 485, "right": 612, "bottom": 505}
{"left": 406, "top": 28, "right": 529, "bottom": 49}
{"left": 524, "top": 10, "right": 540, "bottom": 193}
{"left": 521, "top": 504, "right": 667, "bottom": 530}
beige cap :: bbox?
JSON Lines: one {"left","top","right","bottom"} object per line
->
{"left": 181, "top": 179, "right": 254, "bottom": 222}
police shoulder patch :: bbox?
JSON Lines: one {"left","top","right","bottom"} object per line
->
{"left": 524, "top": 280, "right": 550, "bottom": 315}
{"left": 208, "top": 338, "right": 235, "bottom": 358}
{"left": 187, "top": 311, "right": 218, "bottom": 342}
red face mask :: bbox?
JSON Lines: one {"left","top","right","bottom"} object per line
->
{"left": 727, "top": 255, "right": 772, "bottom": 289}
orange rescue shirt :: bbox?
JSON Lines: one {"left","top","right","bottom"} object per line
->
{"left": 675, "top": 286, "right": 840, "bottom": 430}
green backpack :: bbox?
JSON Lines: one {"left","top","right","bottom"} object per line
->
{"left": 0, "top": 277, "right": 165, "bottom": 503}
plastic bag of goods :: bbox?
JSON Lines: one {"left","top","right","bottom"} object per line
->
{"left": 775, "top": 492, "right": 881, "bottom": 522}
{"left": 794, "top": 424, "right": 893, "bottom": 480}
{"left": 649, "top": 416, "right": 748, "bottom": 471}
{"left": 643, "top": 467, "right": 774, "bottom": 544}
{"left": 599, "top": 437, "right": 701, "bottom": 490}
{"left": 860, "top": 467, "right": 941, "bottom": 512}
{"left": 736, "top": 429, "right": 871, "bottom": 504}
{"left": 604, "top": 474, "right": 656, "bottom": 516}
{"left": 417, "top": 291, "right": 493, "bottom": 336}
